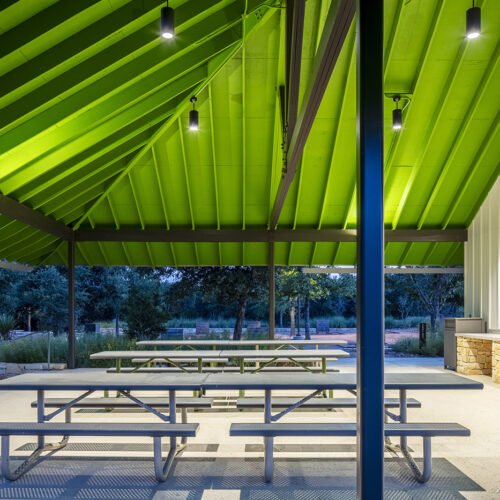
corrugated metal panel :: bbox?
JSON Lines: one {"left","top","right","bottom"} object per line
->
{"left": 465, "top": 177, "right": 500, "bottom": 330}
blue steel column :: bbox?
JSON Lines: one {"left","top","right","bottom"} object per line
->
{"left": 356, "top": 0, "right": 385, "bottom": 498}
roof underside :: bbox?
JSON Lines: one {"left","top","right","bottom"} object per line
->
{"left": 0, "top": 0, "right": 499, "bottom": 267}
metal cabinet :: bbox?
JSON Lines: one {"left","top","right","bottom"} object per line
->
{"left": 444, "top": 318, "right": 485, "bottom": 370}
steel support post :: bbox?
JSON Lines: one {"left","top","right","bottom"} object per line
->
{"left": 264, "top": 389, "right": 273, "bottom": 482}
{"left": 37, "top": 390, "right": 45, "bottom": 448}
{"left": 268, "top": 242, "right": 275, "bottom": 340}
{"left": 169, "top": 390, "right": 177, "bottom": 452}
{"left": 399, "top": 388, "right": 407, "bottom": 450}
{"left": 68, "top": 240, "right": 75, "bottom": 370}
{"left": 356, "top": 0, "right": 385, "bottom": 498}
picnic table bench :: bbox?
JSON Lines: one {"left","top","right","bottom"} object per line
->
{"left": 201, "top": 372, "right": 483, "bottom": 482}
{"left": 0, "top": 372, "right": 208, "bottom": 482}
{"left": 91, "top": 349, "right": 348, "bottom": 374}
{"left": 0, "top": 371, "right": 483, "bottom": 485}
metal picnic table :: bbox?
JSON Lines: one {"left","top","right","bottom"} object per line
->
{"left": 201, "top": 371, "right": 484, "bottom": 480}
{"left": 136, "top": 339, "right": 348, "bottom": 350}
{"left": 90, "top": 348, "right": 349, "bottom": 375}
{"left": 0, "top": 371, "right": 208, "bottom": 480}
{"left": 0, "top": 370, "right": 483, "bottom": 483}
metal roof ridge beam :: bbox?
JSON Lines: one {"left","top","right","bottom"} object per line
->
{"left": 286, "top": 0, "right": 306, "bottom": 148}
{"left": 0, "top": 194, "right": 73, "bottom": 241}
{"left": 270, "top": 0, "right": 356, "bottom": 229}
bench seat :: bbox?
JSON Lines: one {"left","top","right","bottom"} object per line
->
{"left": 230, "top": 421, "right": 470, "bottom": 483}
{"left": 230, "top": 422, "right": 469, "bottom": 437}
{"left": 132, "top": 357, "right": 227, "bottom": 363}
{"left": 236, "top": 397, "right": 421, "bottom": 409}
{"left": 131, "top": 357, "right": 335, "bottom": 364}
{"left": 0, "top": 422, "right": 198, "bottom": 482}
{"left": 0, "top": 422, "right": 198, "bottom": 437}
{"left": 31, "top": 397, "right": 213, "bottom": 409}
{"left": 106, "top": 365, "right": 339, "bottom": 373}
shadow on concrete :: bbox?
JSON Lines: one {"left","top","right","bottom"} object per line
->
{"left": 0, "top": 456, "right": 483, "bottom": 500}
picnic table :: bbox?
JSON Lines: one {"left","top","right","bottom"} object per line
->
{"left": 0, "top": 371, "right": 483, "bottom": 484}
{"left": 202, "top": 372, "right": 483, "bottom": 482}
{"left": 90, "top": 348, "right": 349, "bottom": 375}
{"left": 0, "top": 372, "right": 207, "bottom": 481}
{"left": 136, "top": 339, "right": 348, "bottom": 350}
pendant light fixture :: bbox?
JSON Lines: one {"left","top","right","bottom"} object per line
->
{"left": 189, "top": 96, "right": 199, "bottom": 131}
{"left": 392, "top": 96, "right": 402, "bottom": 130}
{"left": 466, "top": 2, "right": 481, "bottom": 39}
{"left": 161, "top": 2, "right": 175, "bottom": 40}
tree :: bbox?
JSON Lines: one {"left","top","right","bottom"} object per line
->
{"left": 408, "top": 273, "right": 463, "bottom": 331}
{"left": 17, "top": 267, "right": 69, "bottom": 334}
{"left": 168, "top": 267, "right": 268, "bottom": 340}
{"left": 76, "top": 267, "right": 128, "bottom": 332}
{"left": 0, "top": 269, "right": 23, "bottom": 317}
{"left": 277, "top": 269, "right": 332, "bottom": 339}
{"left": 122, "top": 271, "right": 169, "bottom": 339}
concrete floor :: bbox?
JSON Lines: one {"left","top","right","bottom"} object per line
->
{"left": 0, "top": 358, "right": 499, "bottom": 500}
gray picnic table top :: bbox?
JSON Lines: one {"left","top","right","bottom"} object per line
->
{"left": 90, "top": 349, "right": 348, "bottom": 361}
{"left": 137, "top": 339, "right": 347, "bottom": 347}
{"left": 0, "top": 370, "right": 483, "bottom": 391}
{"left": 90, "top": 350, "right": 225, "bottom": 360}
{"left": 0, "top": 371, "right": 483, "bottom": 392}
{"left": 0, "top": 371, "right": 208, "bottom": 391}
{"left": 217, "top": 349, "right": 349, "bottom": 358}
{"left": 200, "top": 372, "right": 484, "bottom": 391}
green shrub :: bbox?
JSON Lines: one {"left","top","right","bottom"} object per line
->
{"left": 313, "top": 316, "right": 356, "bottom": 328}
{"left": 391, "top": 330, "right": 444, "bottom": 357}
{"left": 385, "top": 316, "right": 428, "bottom": 329}
{"left": 0, "top": 333, "right": 138, "bottom": 367}
{"left": 0, "top": 314, "right": 15, "bottom": 340}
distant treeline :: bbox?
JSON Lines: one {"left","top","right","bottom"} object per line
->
{"left": 0, "top": 266, "right": 464, "bottom": 340}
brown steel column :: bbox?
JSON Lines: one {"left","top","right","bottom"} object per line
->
{"left": 68, "top": 240, "right": 75, "bottom": 369}
{"left": 268, "top": 241, "right": 275, "bottom": 339}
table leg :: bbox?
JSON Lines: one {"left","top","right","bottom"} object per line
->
{"left": 322, "top": 357, "right": 333, "bottom": 398}
{"left": 264, "top": 389, "right": 273, "bottom": 482}
{"left": 169, "top": 390, "right": 177, "bottom": 452}
{"left": 399, "top": 388, "right": 407, "bottom": 451}
{"left": 198, "top": 357, "right": 204, "bottom": 397}
{"left": 115, "top": 359, "right": 121, "bottom": 398}
{"left": 239, "top": 358, "right": 245, "bottom": 397}
{"left": 37, "top": 390, "right": 45, "bottom": 448}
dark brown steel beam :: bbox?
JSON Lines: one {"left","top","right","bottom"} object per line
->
{"left": 75, "top": 228, "right": 467, "bottom": 243}
{"left": 68, "top": 240, "right": 76, "bottom": 369}
{"left": 270, "top": 0, "right": 356, "bottom": 229}
{"left": 0, "top": 194, "right": 73, "bottom": 241}
{"left": 268, "top": 241, "right": 275, "bottom": 339}
{"left": 286, "top": 0, "right": 306, "bottom": 147}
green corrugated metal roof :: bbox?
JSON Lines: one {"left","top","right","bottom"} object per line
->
{"left": 0, "top": 0, "right": 498, "bottom": 267}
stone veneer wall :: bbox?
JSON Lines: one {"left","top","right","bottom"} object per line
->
{"left": 493, "top": 342, "right": 500, "bottom": 384}
{"left": 456, "top": 336, "right": 492, "bottom": 376}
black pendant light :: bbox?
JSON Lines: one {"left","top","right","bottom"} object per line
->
{"left": 189, "top": 96, "right": 199, "bottom": 131}
{"left": 466, "top": 2, "right": 481, "bottom": 39}
{"left": 161, "top": 2, "right": 175, "bottom": 40}
{"left": 392, "top": 96, "right": 402, "bottom": 130}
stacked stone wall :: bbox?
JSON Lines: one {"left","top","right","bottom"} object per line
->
{"left": 493, "top": 341, "right": 500, "bottom": 384}
{"left": 456, "top": 337, "right": 492, "bottom": 376}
